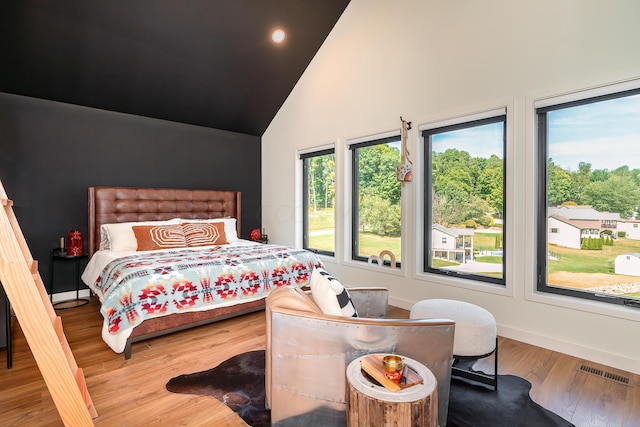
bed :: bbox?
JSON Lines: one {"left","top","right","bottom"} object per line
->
{"left": 82, "top": 186, "right": 323, "bottom": 358}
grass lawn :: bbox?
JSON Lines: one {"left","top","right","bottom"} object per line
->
{"left": 475, "top": 255, "right": 502, "bottom": 264}
{"left": 308, "top": 208, "right": 402, "bottom": 260}
{"left": 308, "top": 209, "right": 335, "bottom": 231}
{"left": 357, "top": 232, "right": 401, "bottom": 261}
{"left": 548, "top": 237, "right": 640, "bottom": 274}
{"left": 546, "top": 238, "right": 640, "bottom": 296}
{"left": 432, "top": 259, "right": 458, "bottom": 268}
{"left": 308, "top": 231, "right": 401, "bottom": 261}
{"left": 473, "top": 232, "right": 502, "bottom": 251}
{"left": 308, "top": 233, "right": 334, "bottom": 252}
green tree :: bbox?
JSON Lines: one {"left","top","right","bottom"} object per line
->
{"left": 590, "top": 168, "right": 610, "bottom": 182}
{"left": 432, "top": 148, "right": 503, "bottom": 225}
{"left": 358, "top": 144, "right": 401, "bottom": 205}
{"left": 547, "top": 159, "right": 573, "bottom": 206}
{"left": 356, "top": 143, "right": 401, "bottom": 238}
{"left": 582, "top": 175, "right": 640, "bottom": 218}
{"left": 432, "top": 149, "right": 475, "bottom": 198}
{"left": 477, "top": 159, "right": 504, "bottom": 214}
{"left": 307, "top": 154, "right": 335, "bottom": 211}
{"left": 569, "top": 161, "right": 592, "bottom": 204}
{"left": 359, "top": 194, "right": 401, "bottom": 237}
{"left": 432, "top": 191, "right": 468, "bottom": 226}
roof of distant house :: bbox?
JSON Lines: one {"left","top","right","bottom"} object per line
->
{"left": 548, "top": 206, "right": 620, "bottom": 221}
{"left": 549, "top": 214, "right": 603, "bottom": 230}
{"left": 617, "top": 252, "right": 640, "bottom": 259}
{"left": 432, "top": 223, "right": 475, "bottom": 237}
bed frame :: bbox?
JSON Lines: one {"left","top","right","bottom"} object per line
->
{"left": 87, "top": 186, "right": 266, "bottom": 359}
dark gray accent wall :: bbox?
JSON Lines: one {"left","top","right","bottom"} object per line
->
{"left": 0, "top": 93, "right": 261, "bottom": 295}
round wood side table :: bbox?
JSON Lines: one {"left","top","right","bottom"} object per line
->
{"left": 346, "top": 353, "right": 438, "bottom": 427}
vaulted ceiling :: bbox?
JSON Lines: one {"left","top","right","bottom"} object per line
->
{"left": 0, "top": 1, "right": 350, "bottom": 136}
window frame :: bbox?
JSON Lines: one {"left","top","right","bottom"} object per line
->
{"left": 301, "top": 147, "right": 335, "bottom": 257}
{"left": 349, "top": 135, "right": 402, "bottom": 267}
{"left": 422, "top": 114, "right": 507, "bottom": 286}
{"left": 536, "top": 87, "right": 640, "bottom": 308}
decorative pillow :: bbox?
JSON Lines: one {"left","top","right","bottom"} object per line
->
{"left": 99, "top": 225, "right": 111, "bottom": 250}
{"left": 181, "top": 222, "right": 228, "bottom": 247}
{"left": 310, "top": 267, "right": 358, "bottom": 317}
{"left": 178, "top": 218, "right": 239, "bottom": 242}
{"left": 102, "top": 219, "right": 181, "bottom": 252}
{"left": 132, "top": 224, "right": 187, "bottom": 251}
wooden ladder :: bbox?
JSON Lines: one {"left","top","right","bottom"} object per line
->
{"left": 0, "top": 179, "right": 96, "bottom": 425}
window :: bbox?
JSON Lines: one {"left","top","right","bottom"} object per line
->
{"left": 301, "top": 148, "right": 335, "bottom": 256}
{"left": 537, "top": 86, "right": 640, "bottom": 307}
{"left": 423, "top": 114, "right": 506, "bottom": 285}
{"left": 350, "top": 136, "right": 402, "bottom": 266}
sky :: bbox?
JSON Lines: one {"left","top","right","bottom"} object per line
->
{"left": 547, "top": 93, "right": 640, "bottom": 172}
{"left": 431, "top": 121, "right": 504, "bottom": 159}
{"left": 430, "top": 92, "right": 640, "bottom": 172}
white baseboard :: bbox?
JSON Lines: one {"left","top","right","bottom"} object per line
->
{"left": 51, "top": 289, "right": 92, "bottom": 303}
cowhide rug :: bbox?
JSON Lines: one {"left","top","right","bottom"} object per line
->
{"left": 166, "top": 350, "right": 574, "bottom": 427}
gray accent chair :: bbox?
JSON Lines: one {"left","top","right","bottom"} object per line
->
{"left": 266, "top": 286, "right": 455, "bottom": 427}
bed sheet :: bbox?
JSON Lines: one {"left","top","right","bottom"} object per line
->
{"left": 82, "top": 240, "right": 324, "bottom": 353}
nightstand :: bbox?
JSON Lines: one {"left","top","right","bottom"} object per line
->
{"left": 49, "top": 248, "right": 89, "bottom": 309}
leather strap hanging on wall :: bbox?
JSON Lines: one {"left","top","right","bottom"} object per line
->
{"left": 397, "top": 116, "right": 413, "bottom": 182}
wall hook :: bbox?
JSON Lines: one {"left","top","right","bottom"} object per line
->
{"left": 400, "top": 116, "right": 412, "bottom": 130}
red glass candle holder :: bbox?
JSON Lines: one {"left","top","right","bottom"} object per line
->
{"left": 67, "top": 229, "right": 84, "bottom": 256}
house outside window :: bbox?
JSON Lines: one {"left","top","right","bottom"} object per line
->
{"left": 350, "top": 135, "right": 402, "bottom": 266}
{"left": 423, "top": 113, "right": 506, "bottom": 285}
{"left": 536, "top": 85, "right": 640, "bottom": 306}
{"left": 301, "top": 148, "right": 335, "bottom": 256}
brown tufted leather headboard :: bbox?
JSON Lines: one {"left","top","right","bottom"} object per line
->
{"left": 88, "top": 186, "right": 241, "bottom": 257}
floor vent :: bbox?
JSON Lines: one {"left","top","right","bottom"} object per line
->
{"left": 577, "top": 364, "right": 632, "bottom": 386}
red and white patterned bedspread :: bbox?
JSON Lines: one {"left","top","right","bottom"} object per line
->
{"left": 88, "top": 243, "right": 323, "bottom": 350}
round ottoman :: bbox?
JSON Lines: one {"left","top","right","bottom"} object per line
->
{"left": 410, "top": 299, "right": 498, "bottom": 390}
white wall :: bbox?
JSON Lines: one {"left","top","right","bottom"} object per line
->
{"left": 548, "top": 217, "right": 580, "bottom": 249}
{"left": 263, "top": 0, "right": 640, "bottom": 374}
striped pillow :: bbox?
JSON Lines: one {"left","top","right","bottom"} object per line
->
{"left": 181, "top": 222, "right": 228, "bottom": 247}
{"left": 310, "top": 267, "right": 358, "bottom": 317}
{"left": 132, "top": 224, "right": 187, "bottom": 251}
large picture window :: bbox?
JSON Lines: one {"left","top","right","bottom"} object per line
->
{"left": 350, "top": 136, "right": 402, "bottom": 266}
{"left": 301, "top": 148, "right": 335, "bottom": 256}
{"left": 537, "top": 87, "right": 640, "bottom": 307}
{"left": 423, "top": 114, "right": 506, "bottom": 285}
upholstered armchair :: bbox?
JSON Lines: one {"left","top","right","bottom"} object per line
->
{"left": 265, "top": 286, "right": 455, "bottom": 427}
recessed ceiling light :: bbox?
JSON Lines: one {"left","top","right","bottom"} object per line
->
{"left": 272, "top": 29, "right": 285, "bottom": 43}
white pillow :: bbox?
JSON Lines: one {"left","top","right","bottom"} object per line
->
{"left": 102, "top": 219, "right": 181, "bottom": 252}
{"left": 177, "top": 218, "right": 239, "bottom": 242}
{"left": 310, "top": 267, "right": 358, "bottom": 317}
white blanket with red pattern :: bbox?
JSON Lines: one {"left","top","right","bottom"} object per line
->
{"left": 82, "top": 241, "right": 323, "bottom": 353}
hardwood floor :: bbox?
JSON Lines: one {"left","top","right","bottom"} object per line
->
{"left": 0, "top": 298, "right": 638, "bottom": 426}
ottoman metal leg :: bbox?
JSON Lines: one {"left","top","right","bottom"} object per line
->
{"left": 451, "top": 337, "right": 498, "bottom": 390}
